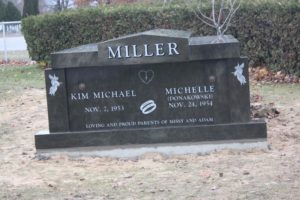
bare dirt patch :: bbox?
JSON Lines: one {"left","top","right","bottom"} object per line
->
{"left": 0, "top": 86, "right": 299, "bottom": 200}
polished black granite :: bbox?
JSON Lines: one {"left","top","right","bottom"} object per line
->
{"left": 37, "top": 29, "right": 267, "bottom": 150}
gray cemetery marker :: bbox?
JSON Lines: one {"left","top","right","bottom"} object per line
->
{"left": 36, "top": 29, "right": 267, "bottom": 151}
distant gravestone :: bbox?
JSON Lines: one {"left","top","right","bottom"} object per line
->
{"left": 36, "top": 29, "right": 266, "bottom": 151}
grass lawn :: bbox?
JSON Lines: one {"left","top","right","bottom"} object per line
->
{"left": 251, "top": 84, "right": 300, "bottom": 106}
{"left": 0, "top": 64, "right": 299, "bottom": 200}
{"left": 0, "top": 65, "right": 44, "bottom": 101}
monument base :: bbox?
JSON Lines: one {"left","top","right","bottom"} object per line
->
{"left": 36, "top": 139, "right": 267, "bottom": 158}
{"left": 35, "top": 119, "right": 267, "bottom": 150}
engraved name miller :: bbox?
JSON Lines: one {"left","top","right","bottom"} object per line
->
{"left": 108, "top": 42, "right": 179, "bottom": 59}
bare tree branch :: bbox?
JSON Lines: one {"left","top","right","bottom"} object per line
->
{"left": 187, "top": 0, "right": 240, "bottom": 42}
{"left": 217, "top": 0, "right": 224, "bottom": 26}
{"left": 221, "top": 2, "right": 240, "bottom": 35}
{"left": 219, "top": 0, "right": 239, "bottom": 30}
{"left": 196, "top": 1, "right": 215, "bottom": 25}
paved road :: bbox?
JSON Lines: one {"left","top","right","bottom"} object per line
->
{"left": 0, "top": 36, "right": 27, "bottom": 51}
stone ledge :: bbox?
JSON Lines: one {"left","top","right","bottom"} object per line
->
{"left": 36, "top": 139, "right": 268, "bottom": 158}
{"left": 35, "top": 120, "right": 267, "bottom": 149}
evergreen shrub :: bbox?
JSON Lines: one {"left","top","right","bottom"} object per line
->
{"left": 22, "top": 1, "right": 300, "bottom": 75}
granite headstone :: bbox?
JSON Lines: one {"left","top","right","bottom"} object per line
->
{"left": 36, "top": 29, "right": 267, "bottom": 149}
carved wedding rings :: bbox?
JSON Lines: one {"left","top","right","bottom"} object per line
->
{"left": 140, "top": 100, "right": 157, "bottom": 115}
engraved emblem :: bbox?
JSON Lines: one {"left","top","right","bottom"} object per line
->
{"left": 138, "top": 70, "right": 154, "bottom": 84}
{"left": 232, "top": 63, "right": 246, "bottom": 85}
{"left": 49, "top": 74, "right": 61, "bottom": 96}
{"left": 140, "top": 100, "right": 157, "bottom": 115}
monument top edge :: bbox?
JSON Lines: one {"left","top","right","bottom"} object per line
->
{"left": 52, "top": 29, "right": 192, "bottom": 55}
{"left": 100, "top": 29, "right": 193, "bottom": 44}
{"left": 52, "top": 29, "right": 238, "bottom": 56}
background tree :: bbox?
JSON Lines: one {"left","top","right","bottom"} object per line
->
{"left": 74, "top": 0, "right": 91, "bottom": 7}
{"left": 74, "top": 0, "right": 118, "bottom": 7}
{"left": 188, "top": 0, "right": 240, "bottom": 42}
{"left": 23, "top": 0, "right": 39, "bottom": 17}
{"left": 54, "top": 0, "right": 71, "bottom": 12}
{"left": 4, "top": 2, "right": 21, "bottom": 21}
{"left": 0, "top": 0, "right": 6, "bottom": 21}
